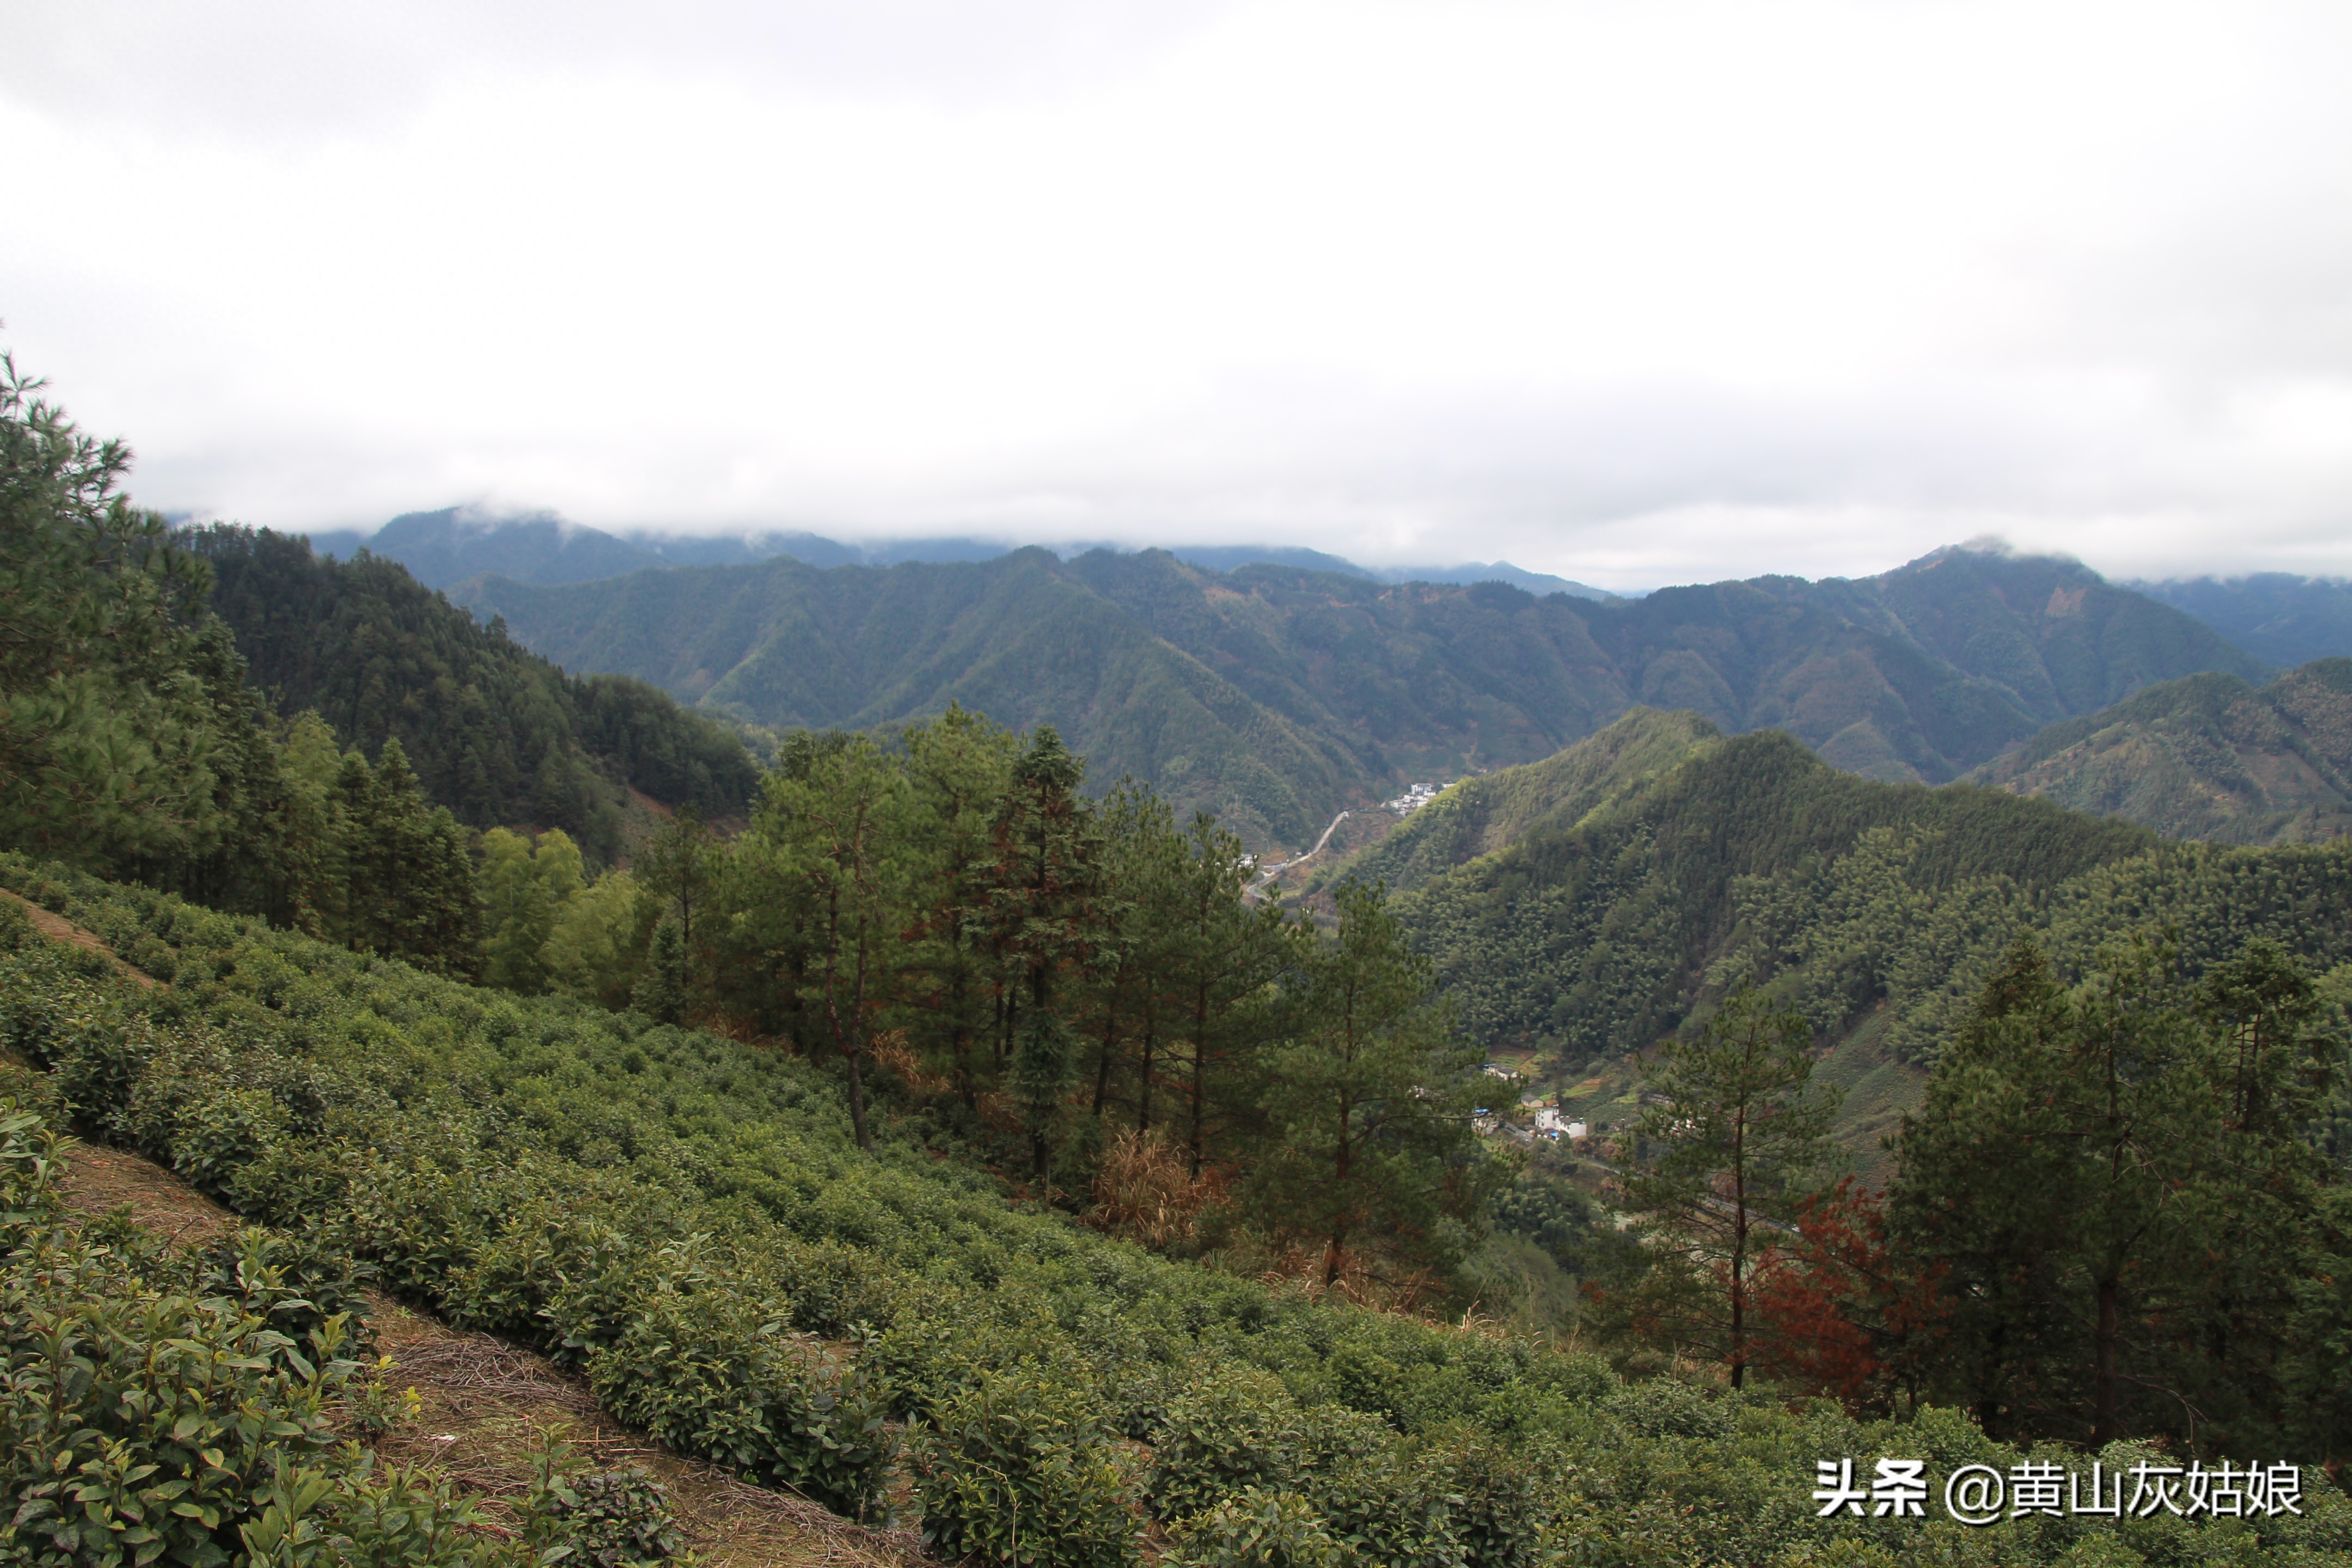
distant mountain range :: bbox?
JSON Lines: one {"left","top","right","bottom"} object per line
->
{"left": 2131, "top": 573, "right": 2352, "bottom": 669}
{"left": 443, "top": 540, "right": 2259, "bottom": 849}
{"left": 302, "top": 506, "right": 1621, "bottom": 601}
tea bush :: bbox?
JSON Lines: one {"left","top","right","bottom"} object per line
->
{"left": 912, "top": 1366, "right": 1140, "bottom": 1568}
{"left": 0, "top": 1102, "right": 515, "bottom": 1568}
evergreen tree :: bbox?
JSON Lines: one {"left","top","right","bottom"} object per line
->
{"left": 746, "top": 735, "right": 918, "bottom": 1150}
{"left": 1619, "top": 983, "right": 1842, "bottom": 1389}
{"left": 902, "top": 706, "right": 1020, "bottom": 1107}
{"left": 1249, "top": 882, "right": 1496, "bottom": 1288}
{"left": 480, "top": 827, "right": 585, "bottom": 994}
{"left": 632, "top": 915, "right": 689, "bottom": 1024}
{"left": 334, "top": 738, "right": 481, "bottom": 975}
{"left": 984, "top": 728, "right": 1103, "bottom": 1184}
{"left": 637, "top": 804, "right": 718, "bottom": 1000}
{"left": 1167, "top": 812, "right": 1289, "bottom": 1177}
{"left": 1891, "top": 934, "right": 2344, "bottom": 1451}
{"left": 0, "top": 353, "right": 242, "bottom": 872}
{"left": 1083, "top": 785, "right": 1185, "bottom": 1131}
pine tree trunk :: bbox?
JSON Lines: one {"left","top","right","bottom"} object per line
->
{"left": 2093, "top": 1276, "right": 2119, "bottom": 1444}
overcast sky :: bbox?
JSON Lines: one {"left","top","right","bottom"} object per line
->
{"left": 5, "top": 0, "right": 2349, "bottom": 590}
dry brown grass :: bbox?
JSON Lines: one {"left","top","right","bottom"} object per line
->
{"left": 55, "top": 1140, "right": 239, "bottom": 1248}
{"left": 1088, "top": 1129, "right": 1226, "bottom": 1252}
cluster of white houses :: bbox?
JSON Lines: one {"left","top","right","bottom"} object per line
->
{"left": 1474, "top": 1062, "right": 1589, "bottom": 1142}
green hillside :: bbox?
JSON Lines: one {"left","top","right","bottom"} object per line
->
{"left": 1379, "top": 721, "right": 2352, "bottom": 1080}
{"left": 459, "top": 542, "right": 2263, "bottom": 850}
{"left": 194, "top": 525, "right": 761, "bottom": 862}
{"left": 12, "top": 353, "right": 2352, "bottom": 1558}
{"left": 1324, "top": 709, "right": 1722, "bottom": 896}
{"left": 1971, "top": 658, "right": 2352, "bottom": 844}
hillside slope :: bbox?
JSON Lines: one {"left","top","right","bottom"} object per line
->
{"left": 1971, "top": 659, "right": 2352, "bottom": 844}
{"left": 1392, "top": 730, "right": 2163, "bottom": 1064}
{"left": 192, "top": 526, "right": 761, "bottom": 860}
{"left": 1325, "top": 708, "right": 1721, "bottom": 896}
{"left": 459, "top": 544, "right": 2259, "bottom": 848}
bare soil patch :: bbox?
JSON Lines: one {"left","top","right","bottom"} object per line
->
{"left": 1, "top": 887, "right": 156, "bottom": 987}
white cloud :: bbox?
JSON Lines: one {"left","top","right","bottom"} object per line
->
{"left": 4, "top": 0, "right": 2349, "bottom": 589}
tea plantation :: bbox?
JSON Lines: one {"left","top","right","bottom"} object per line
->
{"left": 4, "top": 858, "right": 2346, "bottom": 1567}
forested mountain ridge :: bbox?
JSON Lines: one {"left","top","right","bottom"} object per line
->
{"left": 191, "top": 525, "right": 760, "bottom": 863}
{"left": 1323, "top": 708, "right": 1724, "bottom": 896}
{"left": 1970, "top": 659, "right": 2352, "bottom": 844}
{"left": 459, "top": 541, "right": 2260, "bottom": 849}
{"left": 13, "top": 355, "right": 2352, "bottom": 1554}
{"left": 1389, "top": 728, "right": 2162, "bottom": 1062}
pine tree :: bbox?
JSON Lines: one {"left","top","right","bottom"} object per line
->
{"left": 902, "top": 706, "right": 1019, "bottom": 1108}
{"left": 1891, "top": 934, "right": 2342, "bottom": 1449}
{"left": 747, "top": 734, "right": 918, "bottom": 1150}
{"left": 638, "top": 803, "right": 718, "bottom": 1001}
{"left": 984, "top": 728, "right": 1103, "bottom": 1184}
{"left": 0, "top": 353, "right": 240, "bottom": 872}
{"left": 632, "top": 915, "right": 689, "bottom": 1024}
{"left": 1250, "top": 882, "right": 1496, "bottom": 1289}
{"left": 331, "top": 737, "right": 480, "bottom": 975}
{"left": 1621, "top": 982, "right": 1841, "bottom": 1389}
{"left": 1167, "top": 812, "right": 1288, "bottom": 1177}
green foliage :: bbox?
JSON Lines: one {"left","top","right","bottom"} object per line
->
{"left": 460, "top": 544, "right": 2262, "bottom": 852}
{"left": 586, "top": 1290, "right": 895, "bottom": 1519}
{"left": 518, "top": 1432, "right": 688, "bottom": 1568}
{"left": 913, "top": 1366, "right": 1140, "bottom": 1568}
{"left": 1389, "top": 725, "right": 2161, "bottom": 1062}
{"left": 1247, "top": 883, "right": 1504, "bottom": 1287}
{"left": 1889, "top": 936, "right": 2348, "bottom": 1455}
{"left": 189, "top": 524, "right": 758, "bottom": 861}
{"left": 1328, "top": 709, "right": 1722, "bottom": 898}
{"left": 0, "top": 355, "right": 289, "bottom": 900}
{"left": 0, "top": 1100, "right": 514, "bottom": 1568}
{"left": 1162, "top": 1488, "right": 1345, "bottom": 1568}
{"left": 481, "top": 828, "right": 585, "bottom": 993}
{"left": 1620, "top": 985, "right": 1842, "bottom": 1387}
{"left": 1144, "top": 1367, "right": 1307, "bottom": 1522}
{"left": 1970, "top": 660, "right": 2352, "bottom": 845}
{"left": 329, "top": 739, "right": 483, "bottom": 975}
{"left": 8, "top": 860, "right": 2350, "bottom": 1566}
{"left": 542, "top": 868, "right": 657, "bottom": 1009}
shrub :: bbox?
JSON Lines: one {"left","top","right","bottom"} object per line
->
{"left": 519, "top": 1431, "right": 689, "bottom": 1568}
{"left": 1163, "top": 1488, "right": 1347, "bottom": 1568}
{"left": 1144, "top": 1367, "right": 1304, "bottom": 1523}
{"left": 0, "top": 1101, "right": 514, "bottom": 1568}
{"left": 587, "top": 1288, "right": 896, "bottom": 1519}
{"left": 914, "top": 1367, "right": 1140, "bottom": 1568}
{"left": 1600, "top": 1378, "right": 1732, "bottom": 1441}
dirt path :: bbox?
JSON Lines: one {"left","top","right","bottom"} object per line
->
{"left": 16, "top": 900, "right": 926, "bottom": 1568}
{"left": 46, "top": 1135, "right": 925, "bottom": 1568}
{"left": 1, "top": 886, "right": 157, "bottom": 987}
